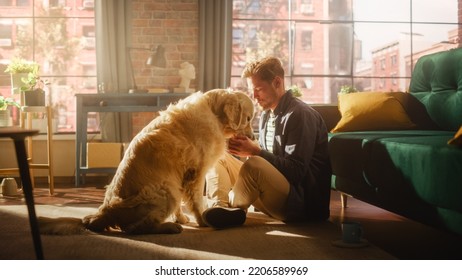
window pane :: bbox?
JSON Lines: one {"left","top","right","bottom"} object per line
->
{"left": 412, "top": 23, "right": 460, "bottom": 48}
{"left": 292, "top": 22, "right": 353, "bottom": 75}
{"left": 354, "top": 0, "right": 410, "bottom": 22}
{"left": 291, "top": 0, "right": 316, "bottom": 20}
{"left": 36, "top": 0, "right": 95, "bottom": 17}
{"left": 0, "top": 1, "right": 95, "bottom": 133}
{"left": 231, "top": 19, "right": 290, "bottom": 76}
{"left": 0, "top": 0, "right": 13, "bottom": 5}
{"left": 231, "top": 0, "right": 461, "bottom": 106}
{"left": 32, "top": 19, "right": 78, "bottom": 75}
{"left": 230, "top": 76, "right": 248, "bottom": 92}
{"left": 0, "top": 21, "right": 12, "bottom": 48}
{"left": 327, "top": 0, "right": 353, "bottom": 21}
{"left": 354, "top": 22, "right": 411, "bottom": 69}
{"left": 412, "top": 0, "right": 457, "bottom": 23}
{"left": 370, "top": 77, "right": 411, "bottom": 92}
{"left": 16, "top": 0, "right": 29, "bottom": 6}
{"left": 233, "top": 0, "right": 289, "bottom": 20}
{"left": 46, "top": 77, "right": 96, "bottom": 133}
{"left": 292, "top": 76, "right": 343, "bottom": 104}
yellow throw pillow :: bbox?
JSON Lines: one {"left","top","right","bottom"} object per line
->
{"left": 331, "top": 92, "right": 417, "bottom": 132}
{"left": 448, "top": 126, "right": 462, "bottom": 147}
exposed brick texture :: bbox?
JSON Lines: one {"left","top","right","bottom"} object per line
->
{"left": 130, "top": 0, "right": 199, "bottom": 134}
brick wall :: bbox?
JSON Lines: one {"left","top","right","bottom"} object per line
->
{"left": 459, "top": 0, "right": 462, "bottom": 47}
{"left": 130, "top": 0, "right": 199, "bottom": 135}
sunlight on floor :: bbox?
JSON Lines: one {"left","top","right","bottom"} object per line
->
{"left": 265, "top": 230, "right": 313, "bottom": 239}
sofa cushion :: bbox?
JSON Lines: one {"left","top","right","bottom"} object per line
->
{"left": 328, "top": 130, "right": 447, "bottom": 181}
{"left": 329, "top": 130, "right": 462, "bottom": 235}
{"left": 331, "top": 92, "right": 416, "bottom": 132}
{"left": 364, "top": 133, "right": 462, "bottom": 212}
{"left": 409, "top": 48, "right": 462, "bottom": 131}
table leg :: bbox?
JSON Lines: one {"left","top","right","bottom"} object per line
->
{"left": 13, "top": 138, "right": 44, "bottom": 260}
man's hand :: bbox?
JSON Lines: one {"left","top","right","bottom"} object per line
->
{"left": 227, "top": 134, "right": 261, "bottom": 157}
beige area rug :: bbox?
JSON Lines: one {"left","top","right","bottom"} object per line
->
{"left": 0, "top": 204, "right": 394, "bottom": 260}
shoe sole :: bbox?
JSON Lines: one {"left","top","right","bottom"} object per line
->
{"left": 202, "top": 207, "right": 246, "bottom": 229}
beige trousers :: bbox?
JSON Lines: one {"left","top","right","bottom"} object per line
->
{"left": 205, "top": 152, "right": 290, "bottom": 220}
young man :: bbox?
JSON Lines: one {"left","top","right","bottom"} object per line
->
{"left": 202, "top": 57, "right": 331, "bottom": 228}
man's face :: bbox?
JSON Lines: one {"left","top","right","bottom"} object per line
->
{"left": 247, "top": 75, "right": 280, "bottom": 110}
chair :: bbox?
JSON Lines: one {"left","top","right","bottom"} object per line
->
{"left": 0, "top": 106, "right": 54, "bottom": 194}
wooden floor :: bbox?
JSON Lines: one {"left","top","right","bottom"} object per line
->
{"left": 1, "top": 179, "right": 462, "bottom": 260}
{"left": 329, "top": 192, "right": 462, "bottom": 260}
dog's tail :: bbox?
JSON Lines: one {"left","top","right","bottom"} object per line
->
{"left": 38, "top": 216, "right": 88, "bottom": 235}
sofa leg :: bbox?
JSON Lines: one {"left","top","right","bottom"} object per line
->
{"left": 340, "top": 193, "right": 348, "bottom": 208}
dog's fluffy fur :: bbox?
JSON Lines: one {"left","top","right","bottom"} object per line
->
{"left": 39, "top": 89, "right": 254, "bottom": 235}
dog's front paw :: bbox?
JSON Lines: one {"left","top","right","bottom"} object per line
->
{"left": 175, "top": 213, "right": 190, "bottom": 224}
{"left": 82, "top": 213, "right": 108, "bottom": 232}
{"left": 159, "top": 222, "right": 184, "bottom": 234}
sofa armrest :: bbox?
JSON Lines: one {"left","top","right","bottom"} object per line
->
{"left": 311, "top": 104, "right": 340, "bottom": 132}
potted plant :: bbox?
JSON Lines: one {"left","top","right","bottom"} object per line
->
{"left": 339, "top": 85, "right": 358, "bottom": 94}
{"left": 4, "top": 58, "right": 39, "bottom": 96}
{"left": 20, "top": 70, "right": 48, "bottom": 107}
{"left": 288, "top": 84, "right": 303, "bottom": 98}
{"left": 0, "top": 96, "right": 20, "bottom": 127}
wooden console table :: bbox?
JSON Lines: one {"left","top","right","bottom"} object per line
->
{"left": 75, "top": 93, "right": 189, "bottom": 186}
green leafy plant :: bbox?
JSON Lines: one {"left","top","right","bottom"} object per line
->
{"left": 339, "top": 85, "right": 358, "bottom": 94}
{"left": 0, "top": 96, "right": 20, "bottom": 110}
{"left": 4, "top": 58, "right": 39, "bottom": 74}
{"left": 289, "top": 84, "right": 303, "bottom": 98}
{"left": 20, "top": 72, "right": 48, "bottom": 92}
{"left": 16, "top": 62, "right": 49, "bottom": 92}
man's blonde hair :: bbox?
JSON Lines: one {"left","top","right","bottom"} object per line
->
{"left": 241, "top": 57, "right": 285, "bottom": 83}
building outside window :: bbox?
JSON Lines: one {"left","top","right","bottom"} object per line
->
{"left": 0, "top": 0, "right": 96, "bottom": 133}
{"left": 391, "top": 54, "right": 397, "bottom": 66}
{"left": 380, "top": 58, "right": 386, "bottom": 70}
{"left": 0, "top": 23, "right": 12, "bottom": 48}
{"left": 230, "top": 0, "right": 461, "bottom": 104}
{"left": 301, "top": 29, "right": 313, "bottom": 51}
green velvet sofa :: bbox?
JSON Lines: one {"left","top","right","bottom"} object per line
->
{"left": 313, "top": 48, "right": 462, "bottom": 236}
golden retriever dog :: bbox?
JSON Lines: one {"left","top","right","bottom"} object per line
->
{"left": 39, "top": 89, "right": 254, "bottom": 234}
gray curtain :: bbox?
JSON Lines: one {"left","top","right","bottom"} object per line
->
{"left": 198, "top": 0, "right": 233, "bottom": 92}
{"left": 95, "top": 0, "right": 132, "bottom": 142}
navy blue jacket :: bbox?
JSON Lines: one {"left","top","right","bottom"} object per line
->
{"left": 258, "top": 90, "right": 331, "bottom": 221}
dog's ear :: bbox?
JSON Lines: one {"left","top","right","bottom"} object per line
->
{"left": 223, "top": 95, "right": 243, "bottom": 130}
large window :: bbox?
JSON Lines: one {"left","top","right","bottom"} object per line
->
{"left": 0, "top": 0, "right": 96, "bottom": 133}
{"left": 230, "top": 0, "right": 461, "bottom": 104}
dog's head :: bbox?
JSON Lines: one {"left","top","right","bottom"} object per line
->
{"left": 204, "top": 88, "right": 255, "bottom": 139}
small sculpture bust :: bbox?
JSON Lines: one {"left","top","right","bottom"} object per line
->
{"left": 178, "top": 62, "right": 196, "bottom": 92}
